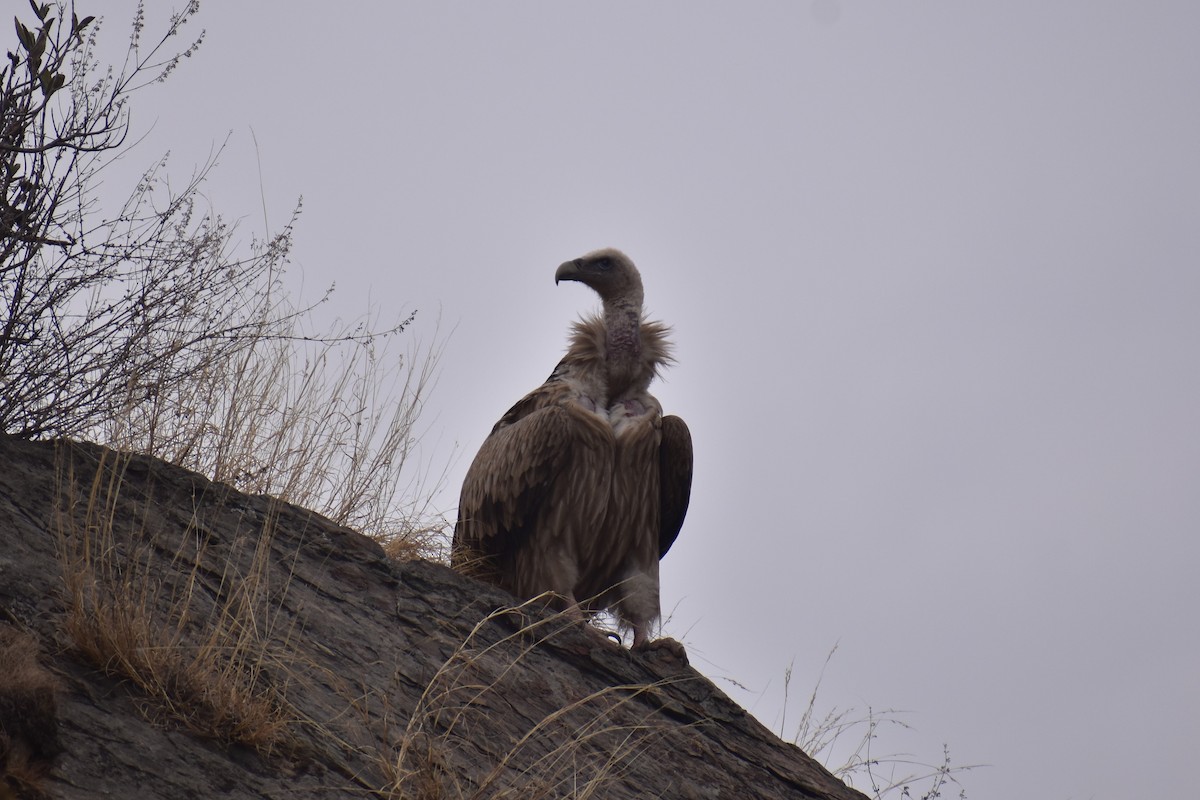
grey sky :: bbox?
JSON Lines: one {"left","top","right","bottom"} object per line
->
{"left": 83, "top": 2, "right": 1200, "bottom": 797}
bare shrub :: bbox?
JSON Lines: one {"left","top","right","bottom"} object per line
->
{"left": 2, "top": 3, "right": 445, "bottom": 556}
{"left": 0, "top": 1, "right": 277, "bottom": 439}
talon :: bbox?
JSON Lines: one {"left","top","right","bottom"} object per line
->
{"left": 634, "top": 636, "right": 688, "bottom": 665}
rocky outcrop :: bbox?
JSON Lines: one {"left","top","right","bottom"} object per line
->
{"left": 0, "top": 434, "right": 865, "bottom": 800}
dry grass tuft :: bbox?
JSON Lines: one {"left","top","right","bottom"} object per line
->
{"left": 381, "top": 597, "right": 680, "bottom": 799}
{"left": 54, "top": 448, "right": 300, "bottom": 756}
{"left": 102, "top": 317, "right": 450, "bottom": 562}
{"left": 0, "top": 626, "right": 62, "bottom": 800}
{"left": 782, "top": 646, "right": 980, "bottom": 799}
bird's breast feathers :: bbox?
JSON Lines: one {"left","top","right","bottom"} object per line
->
{"left": 607, "top": 393, "right": 662, "bottom": 437}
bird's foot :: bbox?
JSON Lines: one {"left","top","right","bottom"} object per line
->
{"left": 561, "top": 597, "right": 622, "bottom": 648}
{"left": 632, "top": 635, "right": 689, "bottom": 666}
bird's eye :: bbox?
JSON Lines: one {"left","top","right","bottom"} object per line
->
{"left": 595, "top": 257, "right": 612, "bottom": 271}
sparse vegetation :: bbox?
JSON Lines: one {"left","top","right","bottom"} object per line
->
{"left": 4, "top": 5, "right": 978, "bottom": 799}
{"left": 100, "top": 306, "right": 447, "bottom": 559}
{"left": 0, "top": 624, "right": 62, "bottom": 799}
{"left": 781, "top": 646, "right": 979, "bottom": 799}
{"left": 380, "top": 597, "right": 681, "bottom": 799}
{"left": 1, "top": 1, "right": 444, "bottom": 554}
{"left": 55, "top": 447, "right": 300, "bottom": 755}
{"left": 51, "top": 448, "right": 686, "bottom": 796}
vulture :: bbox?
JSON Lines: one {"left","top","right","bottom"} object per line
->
{"left": 452, "top": 248, "right": 693, "bottom": 651}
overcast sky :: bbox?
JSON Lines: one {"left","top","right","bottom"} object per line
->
{"left": 78, "top": 2, "right": 1200, "bottom": 797}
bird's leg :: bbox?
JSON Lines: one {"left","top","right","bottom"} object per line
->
{"left": 560, "top": 594, "right": 587, "bottom": 623}
{"left": 630, "top": 622, "right": 651, "bottom": 650}
{"left": 561, "top": 593, "right": 621, "bottom": 646}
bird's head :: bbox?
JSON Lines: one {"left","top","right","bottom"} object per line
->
{"left": 555, "top": 248, "right": 642, "bottom": 302}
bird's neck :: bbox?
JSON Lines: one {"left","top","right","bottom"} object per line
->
{"left": 603, "top": 294, "right": 644, "bottom": 397}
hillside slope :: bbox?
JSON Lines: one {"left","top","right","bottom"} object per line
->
{"left": 0, "top": 434, "right": 866, "bottom": 800}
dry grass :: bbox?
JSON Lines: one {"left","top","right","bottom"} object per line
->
{"left": 101, "top": 309, "right": 449, "bottom": 562}
{"left": 6, "top": 0, "right": 447, "bottom": 558}
{"left": 44, "top": 443, "right": 700, "bottom": 797}
{"left": 54, "top": 448, "right": 301, "bottom": 756}
{"left": 0, "top": 626, "right": 62, "bottom": 800}
{"left": 380, "top": 596, "right": 680, "bottom": 799}
{"left": 781, "top": 646, "right": 980, "bottom": 799}
{"left": 45, "top": 359, "right": 697, "bottom": 795}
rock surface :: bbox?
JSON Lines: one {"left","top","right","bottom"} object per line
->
{"left": 0, "top": 434, "right": 866, "bottom": 800}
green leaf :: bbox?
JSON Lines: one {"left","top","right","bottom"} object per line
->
{"left": 33, "top": 19, "right": 50, "bottom": 58}
{"left": 15, "top": 19, "right": 34, "bottom": 52}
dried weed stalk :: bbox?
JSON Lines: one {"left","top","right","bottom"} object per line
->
{"left": 0, "top": 624, "right": 63, "bottom": 798}
{"left": 781, "top": 646, "right": 980, "bottom": 799}
{"left": 382, "top": 598, "right": 680, "bottom": 799}
{"left": 2, "top": 3, "right": 445, "bottom": 560}
{"left": 54, "top": 448, "right": 301, "bottom": 755}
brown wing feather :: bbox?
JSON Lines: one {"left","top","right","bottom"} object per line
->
{"left": 453, "top": 386, "right": 574, "bottom": 561}
{"left": 453, "top": 378, "right": 619, "bottom": 598}
{"left": 657, "top": 414, "right": 693, "bottom": 558}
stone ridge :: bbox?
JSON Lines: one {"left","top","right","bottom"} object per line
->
{"left": 0, "top": 434, "right": 867, "bottom": 800}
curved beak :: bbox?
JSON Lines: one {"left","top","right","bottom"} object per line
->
{"left": 554, "top": 259, "right": 583, "bottom": 285}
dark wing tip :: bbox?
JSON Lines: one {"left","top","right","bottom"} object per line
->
{"left": 658, "top": 415, "right": 693, "bottom": 558}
